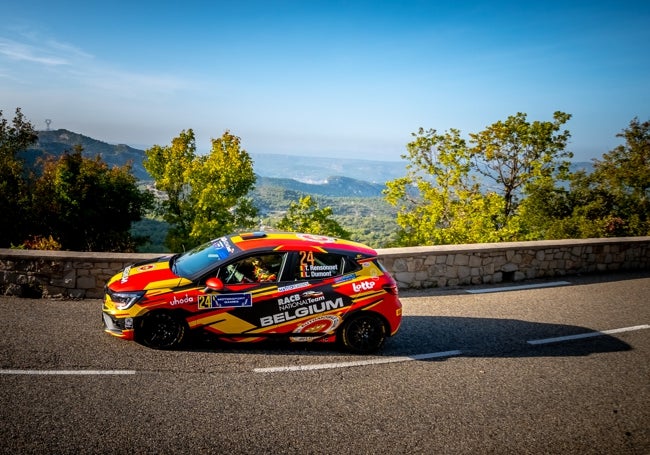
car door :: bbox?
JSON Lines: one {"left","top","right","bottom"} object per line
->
{"left": 257, "top": 250, "right": 359, "bottom": 337}
{"left": 189, "top": 252, "right": 286, "bottom": 336}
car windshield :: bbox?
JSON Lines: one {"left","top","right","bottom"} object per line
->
{"left": 172, "top": 237, "right": 235, "bottom": 278}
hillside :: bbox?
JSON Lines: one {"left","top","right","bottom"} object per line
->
{"left": 24, "top": 129, "right": 401, "bottom": 195}
{"left": 249, "top": 152, "right": 406, "bottom": 183}
{"left": 256, "top": 175, "right": 386, "bottom": 198}
{"left": 26, "top": 129, "right": 150, "bottom": 180}
{"left": 21, "top": 129, "right": 594, "bottom": 250}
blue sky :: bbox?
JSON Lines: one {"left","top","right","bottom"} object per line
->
{"left": 1, "top": 1, "right": 648, "bottom": 162}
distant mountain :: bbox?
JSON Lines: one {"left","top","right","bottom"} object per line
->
{"left": 23, "top": 129, "right": 594, "bottom": 196}
{"left": 256, "top": 175, "right": 386, "bottom": 198}
{"left": 570, "top": 161, "right": 594, "bottom": 174}
{"left": 24, "top": 129, "right": 150, "bottom": 180}
{"left": 249, "top": 152, "right": 406, "bottom": 183}
{"left": 24, "top": 129, "right": 406, "bottom": 188}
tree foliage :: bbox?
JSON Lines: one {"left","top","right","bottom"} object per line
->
{"left": 589, "top": 117, "right": 650, "bottom": 235}
{"left": 30, "top": 145, "right": 153, "bottom": 251}
{"left": 144, "top": 130, "right": 258, "bottom": 251}
{"left": 385, "top": 113, "right": 650, "bottom": 245}
{"left": 144, "top": 129, "right": 197, "bottom": 249}
{"left": 0, "top": 108, "right": 38, "bottom": 246}
{"left": 384, "top": 127, "right": 512, "bottom": 245}
{"left": 535, "top": 117, "right": 650, "bottom": 238}
{"left": 276, "top": 195, "right": 350, "bottom": 239}
{"left": 469, "top": 111, "right": 573, "bottom": 220}
{"left": 385, "top": 113, "right": 575, "bottom": 245}
{"left": 1, "top": 108, "right": 154, "bottom": 251}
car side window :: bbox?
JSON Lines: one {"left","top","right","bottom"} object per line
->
{"left": 218, "top": 253, "right": 285, "bottom": 284}
{"left": 289, "top": 252, "right": 357, "bottom": 280}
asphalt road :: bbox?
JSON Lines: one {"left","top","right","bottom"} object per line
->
{"left": 1, "top": 271, "right": 649, "bottom": 454}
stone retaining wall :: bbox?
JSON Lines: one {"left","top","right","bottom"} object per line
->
{"left": 1, "top": 237, "right": 648, "bottom": 299}
{"left": 377, "top": 237, "right": 650, "bottom": 289}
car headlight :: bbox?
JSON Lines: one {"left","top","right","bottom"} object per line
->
{"left": 109, "top": 290, "right": 146, "bottom": 310}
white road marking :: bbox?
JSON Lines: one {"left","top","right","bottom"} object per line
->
{"left": 254, "top": 350, "right": 462, "bottom": 373}
{"left": 466, "top": 281, "right": 571, "bottom": 294}
{"left": 0, "top": 369, "right": 137, "bottom": 375}
{"left": 257, "top": 323, "right": 650, "bottom": 373}
{"left": 527, "top": 324, "right": 650, "bottom": 345}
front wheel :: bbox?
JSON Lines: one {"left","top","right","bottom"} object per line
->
{"left": 137, "top": 311, "right": 187, "bottom": 349}
{"left": 339, "top": 312, "right": 387, "bottom": 354}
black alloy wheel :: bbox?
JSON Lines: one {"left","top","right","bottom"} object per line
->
{"left": 339, "top": 312, "right": 387, "bottom": 354}
{"left": 137, "top": 311, "right": 187, "bottom": 349}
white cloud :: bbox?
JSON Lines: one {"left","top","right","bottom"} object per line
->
{"left": 0, "top": 37, "right": 69, "bottom": 65}
{"left": 0, "top": 32, "right": 191, "bottom": 100}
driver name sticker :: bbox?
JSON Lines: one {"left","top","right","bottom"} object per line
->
{"left": 198, "top": 293, "right": 252, "bottom": 309}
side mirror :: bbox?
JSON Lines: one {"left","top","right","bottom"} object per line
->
{"left": 205, "top": 277, "right": 225, "bottom": 292}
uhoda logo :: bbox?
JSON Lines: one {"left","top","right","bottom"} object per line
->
{"left": 169, "top": 294, "right": 194, "bottom": 306}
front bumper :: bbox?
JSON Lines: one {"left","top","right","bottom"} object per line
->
{"left": 102, "top": 312, "right": 135, "bottom": 341}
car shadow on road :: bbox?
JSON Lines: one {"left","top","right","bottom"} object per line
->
{"left": 175, "top": 315, "right": 634, "bottom": 359}
{"left": 384, "top": 315, "right": 633, "bottom": 359}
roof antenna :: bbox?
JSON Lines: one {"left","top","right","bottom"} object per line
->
{"left": 45, "top": 119, "right": 52, "bottom": 131}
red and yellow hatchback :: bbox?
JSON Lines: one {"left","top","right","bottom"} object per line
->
{"left": 103, "top": 232, "right": 402, "bottom": 353}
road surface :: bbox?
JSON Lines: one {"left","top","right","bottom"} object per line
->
{"left": 1, "top": 271, "right": 649, "bottom": 454}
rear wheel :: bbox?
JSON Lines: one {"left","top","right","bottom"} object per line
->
{"left": 137, "top": 311, "right": 187, "bottom": 349}
{"left": 339, "top": 312, "right": 387, "bottom": 354}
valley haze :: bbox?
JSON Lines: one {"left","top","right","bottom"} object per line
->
{"left": 27, "top": 129, "right": 593, "bottom": 194}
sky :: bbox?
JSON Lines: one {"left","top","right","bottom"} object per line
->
{"left": 1, "top": 1, "right": 648, "bottom": 163}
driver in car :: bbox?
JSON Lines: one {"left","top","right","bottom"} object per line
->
{"left": 252, "top": 258, "right": 277, "bottom": 282}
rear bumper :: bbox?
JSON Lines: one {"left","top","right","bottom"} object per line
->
{"left": 390, "top": 299, "right": 403, "bottom": 336}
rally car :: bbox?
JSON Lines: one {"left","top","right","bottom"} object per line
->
{"left": 103, "top": 231, "right": 402, "bottom": 353}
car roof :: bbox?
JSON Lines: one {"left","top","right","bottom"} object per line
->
{"left": 228, "top": 231, "right": 377, "bottom": 257}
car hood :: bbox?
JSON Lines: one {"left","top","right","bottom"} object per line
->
{"left": 107, "top": 256, "right": 192, "bottom": 292}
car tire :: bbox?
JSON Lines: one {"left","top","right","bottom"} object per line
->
{"left": 137, "top": 311, "right": 187, "bottom": 349}
{"left": 339, "top": 312, "right": 387, "bottom": 354}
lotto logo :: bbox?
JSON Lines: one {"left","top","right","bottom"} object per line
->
{"left": 352, "top": 281, "right": 376, "bottom": 292}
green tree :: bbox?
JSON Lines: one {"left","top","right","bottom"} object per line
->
{"left": 0, "top": 108, "right": 38, "bottom": 246}
{"left": 469, "top": 111, "right": 573, "bottom": 221}
{"left": 384, "top": 128, "right": 509, "bottom": 246}
{"left": 277, "top": 195, "right": 350, "bottom": 238}
{"left": 144, "top": 130, "right": 258, "bottom": 251}
{"left": 589, "top": 117, "right": 650, "bottom": 235}
{"left": 31, "top": 145, "right": 153, "bottom": 251}
{"left": 385, "top": 113, "right": 576, "bottom": 246}
{"left": 189, "top": 131, "right": 258, "bottom": 242}
{"left": 545, "top": 117, "right": 650, "bottom": 238}
{"left": 143, "top": 129, "right": 196, "bottom": 249}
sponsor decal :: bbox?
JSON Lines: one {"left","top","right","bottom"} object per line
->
{"left": 198, "top": 293, "right": 252, "bottom": 309}
{"left": 218, "top": 237, "right": 235, "bottom": 254}
{"left": 277, "top": 290, "right": 325, "bottom": 311}
{"left": 302, "top": 290, "right": 324, "bottom": 298}
{"left": 169, "top": 293, "right": 194, "bottom": 306}
{"left": 260, "top": 297, "right": 344, "bottom": 327}
{"left": 138, "top": 264, "right": 155, "bottom": 271}
{"left": 121, "top": 266, "right": 131, "bottom": 284}
{"left": 278, "top": 282, "right": 310, "bottom": 293}
{"left": 297, "top": 233, "right": 335, "bottom": 243}
{"left": 291, "top": 315, "right": 341, "bottom": 342}
{"left": 352, "top": 280, "right": 377, "bottom": 293}
{"left": 334, "top": 273, "right": 356, "bottom": 283}
{"left": 208, "top": 238, "right": 232, "bottom": 260}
